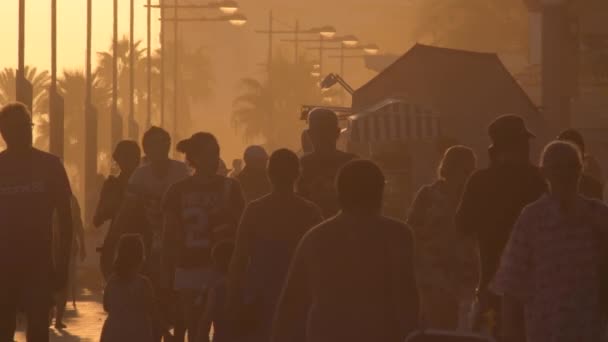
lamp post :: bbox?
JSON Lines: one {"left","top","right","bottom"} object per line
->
{"left": 524, "top": 0, "right": 576, "bottom": 134}
{"left": 146, "top": 0, "right": 152, "bottom": 129}
{"left": 16, "top": 0, "right": 33, "bottom": 113}
{"left": 112, "top": 0, "right": 122, "bottom": 150}
{"left": 146, "top": 1, "right": 244, "bottom": 143}
{"left": 49, "top": 0, "right": 64, "bottom": 158}
{"left": 255, "top": 18, "right": 337, "bottom": 65}
{"left": 85, "top": 0, "right": 98, "bottom": 222}
{"left": 129, "top": 0, "right": 137, "bottom": 140}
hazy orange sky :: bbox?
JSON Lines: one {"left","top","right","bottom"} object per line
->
{"left": 0, "top": 0, "right": 161, "bottom": 71}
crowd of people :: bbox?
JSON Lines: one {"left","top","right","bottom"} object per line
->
{"left": 0, "top": 101, "right": 607, "bottom": 342}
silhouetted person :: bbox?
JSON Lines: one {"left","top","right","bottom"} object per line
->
{"left": 237, "top": 145, "right": 271, "bottom": 203}
{"left": 95, "top": 140, "right": 141, "bottom": 280}
{"left": 557, "top": 128, "right": 604, "bottom": 200}
{"left": 407, "top": 146, "right": 479, "bottom": 330}
{"left": 228, "top": 149, "right": 323, "bottom": 341}
{"left": 272, "top": 160, "right": 419, "bottom": 342}
{"left": 493, "top": 141, "right": 608, "bottom": 342}
{"left": 0, "top": 103, "right": 73, "bottom": 342}
{"left": 229, "top": 159, "right": 243, "bottom": 178}
{"left": 101, "top": 234, "right": 164, "bottom": 342}
{"left": 198, "top": 240, "right": 235, "bottom": 342}
{"left": 455, "top": 115, "right": 546, "bottom": 335}
{"left": 297, "top": 109, "right": 357, "bottom": 218}
{"left": 52, "top": 194, "right": 86, "bottom": 330}
{"left": 113, "top": 127, "right": 189, "bottom": 286}
{"left": 162, "top": 132, "right": 245, "bottom": 342}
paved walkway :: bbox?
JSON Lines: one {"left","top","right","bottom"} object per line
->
{"left": 15, "top": 232, "right": 107, "bottom": 342}
{"left": 15, "top": 292, "right": 106, "bottom": 342}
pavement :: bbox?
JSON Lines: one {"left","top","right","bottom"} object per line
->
{"left": 15, "top": 230, "right": 107, "bottom": 342}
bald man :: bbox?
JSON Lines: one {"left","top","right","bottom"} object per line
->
{"left": 297, "top": 109, "right": 357, "bottom": 218}
{"left": 273, "top": 160, "right": 419, "bottom": 342}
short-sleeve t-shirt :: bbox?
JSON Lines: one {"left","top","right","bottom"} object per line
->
{"left": 162, "top": 175, "right": 245, "bottom": 269}
{"left": 0, "top": 148, "right": 72, "bottom": 278}
{"left": 297, "top": 150, "right": 357, "bottom": 218}
{"left": 126, "top": 160, "right": 190, "bottom": 252}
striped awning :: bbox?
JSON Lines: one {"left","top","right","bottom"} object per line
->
{"left": 348, "top": 99, "right": 441, "bottom": 144}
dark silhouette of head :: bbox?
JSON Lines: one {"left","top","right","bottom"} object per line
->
{"left": 113, "top": 234, "right": 145, "bottom": 279}
{"left": 212, "top": 240, "right": 234, "bottom": 275}
{"left": 557, "top": 129, "right": 585, "bottom": 155}
{"left": 488, "top": 114, "right": 534, "bottom": 166}
{"left": 0, "top": 102, "right": 33, "bottom": 151}
{"left": 232, "top": 159, "right": 243, "bottom": 173}
{"left": 540, "top": 141, "right": 582, "bottom": 200}
{"left": 113, "top": 140, "right": 141, "bottom": 174}
{"left": 307, "top": 108, "right": 340, "bottom": 153}
{"left": 142, "top": 126, "right": 171, "bottom": 164}
{"left": 177, "top": 132, "right": 220, "bottom": 176}
{"left": 243, "top": 145, "right": 268, "bottom": 170}
{"left": 268, "top": 148, "right": 300, "bottom": 191}
{"left": 438, "top": 145, "right": 476, "bottom": 185}
{"left": 337, "top": 159, "right": 385, "bottom": 215}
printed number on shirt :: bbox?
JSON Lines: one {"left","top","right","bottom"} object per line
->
{"left": 182, "top": 206, "right": 211, "bottom": 248}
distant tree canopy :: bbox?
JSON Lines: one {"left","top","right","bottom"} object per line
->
{"left": 411, "top": 0, "right": 529, "bottom": 54}
{"left": 232, "top": 55, "right": 325, "bottom": 151}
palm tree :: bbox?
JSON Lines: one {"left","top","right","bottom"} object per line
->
{"left": 56, "top": 69, "right": 111, "bottom": 198}
{"left": 0, "top": 66, "right": 51, "bottom": 115}
{"left": 96, "top": 38, "right": 214, "bottom": 138}
{"left": 153, "top": 42, "right": 214, "bottom": 138}
{"left": 96, "top": 37, "right": 146, "bottom": 134}
{"left": 232, "top": 55, "right": 324, "bottom": 150}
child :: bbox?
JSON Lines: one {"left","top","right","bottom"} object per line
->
{"left": 198, "top": 240, "right": 235, "bottom": 342}
{"left": 100, "top": 234, "right": 165, "bottom": 342}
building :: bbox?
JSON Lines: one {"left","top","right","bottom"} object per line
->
{"left": 351, "top": 44, "right": 542, "bottom": 191}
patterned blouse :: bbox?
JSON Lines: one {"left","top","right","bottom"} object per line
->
{"left": 492, "top": 194, "right": 608, "bottom": 342}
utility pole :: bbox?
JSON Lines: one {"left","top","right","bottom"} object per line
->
{"left": 49, "top": 0, "right": 64, "bottom": 158}
{"left": 160, "top": 0, "right": 165, "bottom": 128}
{"left": 112, "top": 0, "right": 122, "bottom": 149}
{"left": 146, "top": 0, "right": 152, "bottom": 129}
{"left": 17, "top": 0, "right": 32, "bottom": 113}
{"left": 85, "top": 0, "right": 98, "bottom": 221}
{"left": 267, "top": 10, "right": 275, "bottom": 145}
{"left": 129, "top": 0, "right": 137, "bottom": 140}
{"left": 173, "top": 0, "right": 179, "bottom": 143}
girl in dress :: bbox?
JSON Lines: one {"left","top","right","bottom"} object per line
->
{"left": 101, "top": 234, "right": 165, "bottom": 341}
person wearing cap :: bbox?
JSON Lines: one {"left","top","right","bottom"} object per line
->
{"left": 94, "top": 140, "right": 141, "bottom": 280}
{"left": 455, "top": 114, "right": 546, "bottom": 335}
{"left": 162, "top": 132, "right": 245, "bottom": 341}
{"left": 557, "top": 129, "right": 604, "bottom": 200}
{"left": 227, "top": 149, "right": 323, "bottom": 341}
{"left": 0, "top": 103, "right": 74, "bottom": 341}
{"left": 272, "top": 160, "right": 419, "bottom": 342}
{"left": 237, "top": 145, "right": 271, "bottom": 203}
{"left": 297, "top": 108, "right": 357, "bottom": 218}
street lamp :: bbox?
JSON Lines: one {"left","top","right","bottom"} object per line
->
{"left": 147, "top": 1, "right": 246, "bottom": 143}
{"left": 341, "top": 35, "right": 359, "bottom": 47}
{"left": 311, "top": 70, "right": 321, "bottom": 78}
{"left": 318, "top": 26, "right": 337, "bottom": 38}
{"left": 218, "top": 0, "right": 239, "bottom": 14}
{"left": 363, "top": 43, "right": 380, "bottom": 55}
{"left": 228, "top": 13, "right": 248, "bottom": 26}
